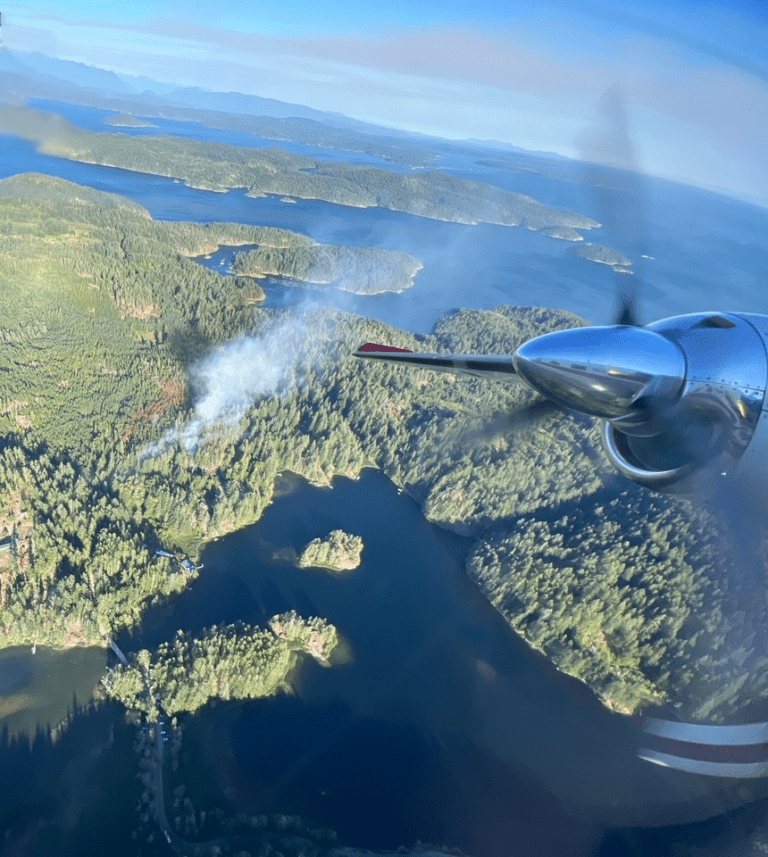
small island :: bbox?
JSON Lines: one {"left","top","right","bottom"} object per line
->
{"left": 104, "top": 113, "right": 156, "bottom": 128}
{"left": 574, "top": 242, "right": 633, "bottom": 271}
{"left": 298, "top": 529, "right": 364, "bottom": 572}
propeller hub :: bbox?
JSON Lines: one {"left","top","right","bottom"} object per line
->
{"left": 513, "top": 326, "right": 686, "bottom": 420}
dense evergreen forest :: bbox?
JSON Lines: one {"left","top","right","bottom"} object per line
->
{"left": 0, "top": 172, "right": 764, "bottom": 721}
{"left": 298, "top": 529, "right": 364, "bottom": 572}
{"left": 102, "top": 614, "right": 337, "bottom": 715}
{"left": 231, "top": 244, "right": 422, "bottom": 294}
{"left": 0, "top": 103, "right": 601, "bottom": 233}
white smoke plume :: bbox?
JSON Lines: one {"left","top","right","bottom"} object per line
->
{"left": 147, "top": 311, "right": 313, "bottom": 455}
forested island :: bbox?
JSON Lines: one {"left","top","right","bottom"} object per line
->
{"left": 574, "top": 243, "right": 633, "bottom": 271}
{"left": 0, "top": 103, "right": 601, "bottom": 234}
{"left": 231, "top": 242, "right": 422, "bottom": 294}
{"left": 0, "top": 172, "right": 764, "bottom": 724}
{"left": 298, "top": 529, "right": 364, "bottom": 572}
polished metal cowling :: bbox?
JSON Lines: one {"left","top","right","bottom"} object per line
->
{"left": 513, "top": 312, "right": 768, "bottom": 495}
{"left": 514, "top": 325, "right": 686, "bottom": 420}
{"left": 603, "top": 313, "right": 768, "bottom": 494}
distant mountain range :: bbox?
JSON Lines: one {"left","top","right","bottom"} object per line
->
{"left": 0, "top": 50, "right": 134, "bottom": 93}
{"left": 0, "top": 48, "right": 452, "bottom": 167}
{"left": 0, "top": 47, "right": 537, "bottom": 158}
{"left": 0, "top": 48, "right": 366, "bottom": 128}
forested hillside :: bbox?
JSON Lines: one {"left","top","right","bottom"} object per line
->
{"left": 231, "top": 243, "right": 422, "bottom": 294}
{"left": 0, "top": 174, "right": 762, "bottom": 721}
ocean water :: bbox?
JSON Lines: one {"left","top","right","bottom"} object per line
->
{"left": 2, "top": 100, "right": 767, "bottom": 331}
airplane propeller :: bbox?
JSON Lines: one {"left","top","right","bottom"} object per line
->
{"left": 356, "top": 84, "right": 768, "bottom": 502}
{"left": 579, "top": 86, "right": 646, "bottom": 328}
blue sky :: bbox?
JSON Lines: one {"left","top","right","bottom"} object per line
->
{"left": 3, "top": 1, "right": 768, "bottom": 204}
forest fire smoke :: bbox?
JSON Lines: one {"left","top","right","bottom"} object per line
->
{"left": 147, "top": 312, "right": 310, "bottom": 454}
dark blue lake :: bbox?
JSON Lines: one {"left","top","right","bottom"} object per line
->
{"left": 116, "top": 469, "right": 768, "bottom": 856}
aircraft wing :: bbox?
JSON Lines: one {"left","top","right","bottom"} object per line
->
{"left": 353, "top": 342, "right": 521, "bottom": 383}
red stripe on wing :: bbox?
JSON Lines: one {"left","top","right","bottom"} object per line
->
{"left": 357, "top": 342, "right": 413, "bottom": 353}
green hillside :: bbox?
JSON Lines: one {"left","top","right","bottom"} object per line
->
{"left": 0, "top": 173, "right": 761, "bottom": 722}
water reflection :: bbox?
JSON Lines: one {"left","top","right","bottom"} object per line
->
{"left": 0, "top": 703, "right": 140, "bottom": 857}
{"left": 0, "top": 654, "right": 34, "bottom": 696}
{"left": 0, "top": 646, "right": 106, "bottom": 738}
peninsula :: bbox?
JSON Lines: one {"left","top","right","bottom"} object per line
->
{"left": 102, "top": 614, "right": 338, "bottom": 716}
{"left": 0, "top": 173, "right": 761, "bottom": 725}
{"left": 0, "top": 103, "right": 601, "bottom": 234}
{"left": 231, "top": 244, "right": 421, "bottom": 294}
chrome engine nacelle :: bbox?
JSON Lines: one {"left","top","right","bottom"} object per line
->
{"left": 602, "top": 312, "right": 768, "bottom": 496}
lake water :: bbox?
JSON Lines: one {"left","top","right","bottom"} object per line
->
{"left": 0, "top": 645, "right": 105, "bottom": 737}
{"left": 2, "top": 99, "right": 768, "bottom": 855}
{"left": 116, "top": 470, "right": 768, "bottom": 855}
